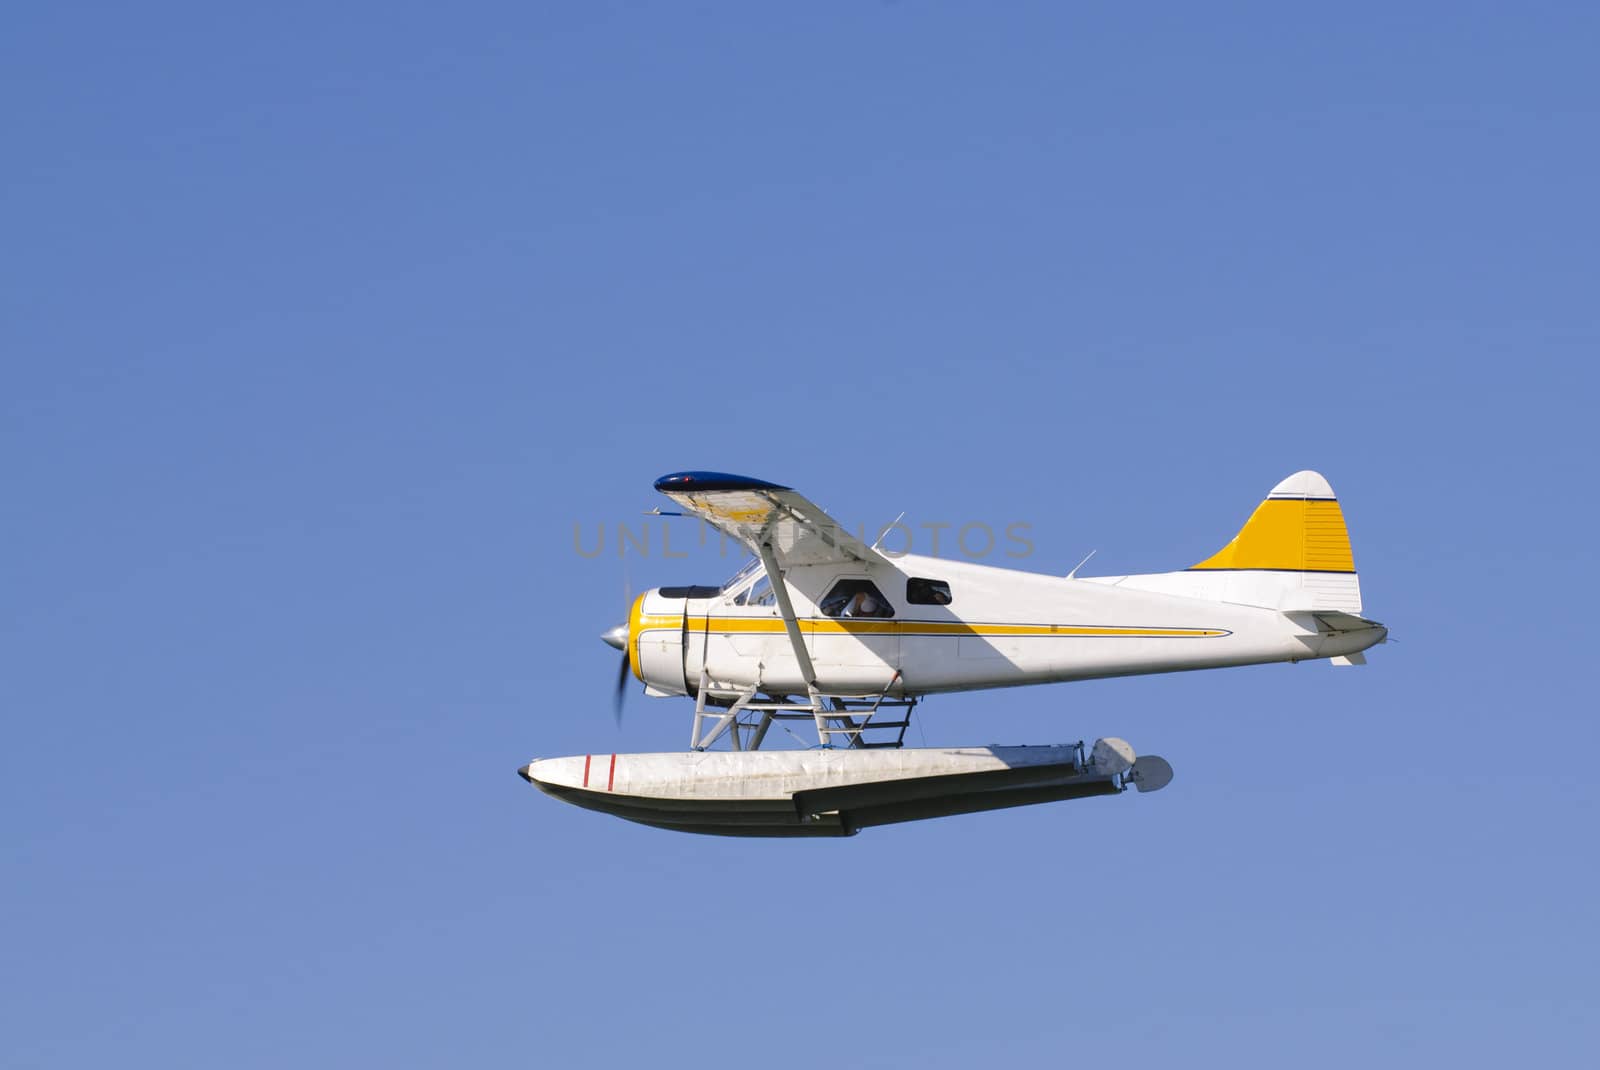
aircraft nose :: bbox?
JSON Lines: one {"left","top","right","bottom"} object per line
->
{"left": 601, "top": 623, "right": 628, "bottom": 651}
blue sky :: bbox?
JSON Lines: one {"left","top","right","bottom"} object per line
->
{"left": 4, "top": 3, "right": 1597, "bottom": 1065}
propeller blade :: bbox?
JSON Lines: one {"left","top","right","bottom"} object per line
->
{"left": 613, "top": 651, "right": 631, "bottom": 725}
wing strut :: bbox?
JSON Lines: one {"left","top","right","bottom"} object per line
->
{"left": 758, "top": 538, "right": 818, "bottom": 691}
{"left": 756, "top": 538, "right": 833, "bottom": 744}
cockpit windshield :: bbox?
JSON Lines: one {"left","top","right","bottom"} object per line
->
{"left": 721, "top": 557, "right": 762, "bottom": 592}
{"left": 721, "top": 557, "right": 777, "bottom": 607}
{"left": 743, "top": 576, "right": 775, "bottom": 607}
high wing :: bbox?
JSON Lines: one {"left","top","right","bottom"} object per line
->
{"left": 653, "top": 471, "right": 884, "bottom": 569}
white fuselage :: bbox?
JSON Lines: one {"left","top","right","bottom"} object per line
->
{"left": 631, "top": 552, "right": 1385, "bottom": 699}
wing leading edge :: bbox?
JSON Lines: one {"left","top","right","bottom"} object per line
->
{"left": 653, "top": 471, "right": 883, "bottom": 569}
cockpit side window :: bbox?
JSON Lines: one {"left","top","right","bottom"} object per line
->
{"left": 818, "top": 579, "right": 895, "bottom": 619}
{"left": 906, "top": 578, "right": 953, "bottom": 606}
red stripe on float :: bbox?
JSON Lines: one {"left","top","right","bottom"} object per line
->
{"left": 607, "top": 754, "right": 617, "bottom": 791}
{"left": 582, "top": 754, "right": 592, "bottom": 788}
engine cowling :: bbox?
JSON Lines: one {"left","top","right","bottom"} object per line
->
{"left": 630, "top": 589, "right": 689, "bottom": 696}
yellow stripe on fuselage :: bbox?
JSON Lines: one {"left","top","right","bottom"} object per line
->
{"left": 635, "top": 615, "right": 1227, "bottom": 639}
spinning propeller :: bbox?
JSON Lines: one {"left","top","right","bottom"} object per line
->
{"left": 602, "top": 561, "right": 634, "bottom": 726}
{"left": 601, "top": 622, "right": 630, "bottom": 723}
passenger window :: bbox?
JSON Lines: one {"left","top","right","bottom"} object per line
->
{"left": 906, "top": 578, "right": 953, "bottom": 606}
{"left": 819, "top": 579, "right": 895, "bottom": 619}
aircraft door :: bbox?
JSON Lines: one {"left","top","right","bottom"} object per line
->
{"left": 811, "top": 575, "right": 900, "bottom": 688}
{"left": 701, "top": 571, "right": 808, "bottom": 694}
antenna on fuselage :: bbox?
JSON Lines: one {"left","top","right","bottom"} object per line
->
{"left": 1066, "top": 549, "right": 1098, "bottom": 579}
{"left": 871, "top": 512, "right": 906, "bottom": 551}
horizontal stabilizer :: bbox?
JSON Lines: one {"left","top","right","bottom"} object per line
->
{"left": 1314, "top": 611, "right": 1383, "bottom": 633}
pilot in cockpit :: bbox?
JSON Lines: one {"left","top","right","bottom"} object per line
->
{"left": 841, "top": 590, "right": 882, "bottom": 618}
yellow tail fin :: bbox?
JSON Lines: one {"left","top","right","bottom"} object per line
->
{"left": 1190, "top": 471, "right": 1356, "bottom": 574}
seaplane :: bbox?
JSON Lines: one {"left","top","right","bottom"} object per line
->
{"left": 520, "top": 469, "right": 1387, "bottom": 836}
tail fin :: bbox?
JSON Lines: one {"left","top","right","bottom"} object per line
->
{"left": 1188, "top": 470, "right": 1362, "bottom": 613}
{"left": 1191, "top": 471, "right": 1355, "bottom": 574}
